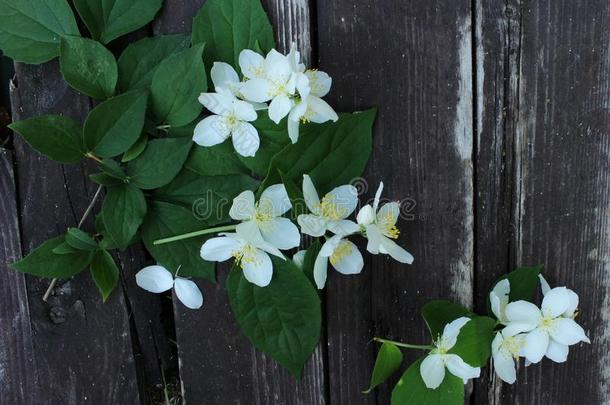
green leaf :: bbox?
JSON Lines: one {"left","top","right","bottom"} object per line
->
{"left": 150, "top": 44, "right": 207, "bottom": 127}
{"left": 301, "top": 239, "right": 321, "bottom": 288}
{"left": 73, "top": 0, "right": 163, "bottom": 44}
{"left": 421, "top": 300, "right": 474, "bottom": 340}
{"left": 118, "top": 34, "right": 190, "bottom": 92}
{"left": 0, "top": 0, "right": 79, "bottom": 64}
{"left": 141, "top": 200, "right": 215, "bottom": 281}
{"left": 490, "top": 265, "right": 543, "bottom": 309}
{"left": 121, "top": 134, "right": 148, "bottom": 162}
{"left": 154, "top": 169, "right": 259, "bottom": 225}
{"left": 83, "top": 89, "right": 148, "bottom": 158}
{"left": 185, "top": 143, "right": 250, "bottom": 176}
{"left": 226, "top": 257, "right": 321, "bottom": 378}
{"left": 90, "top": 172, "right": 123, "bottom": 187}
{"left": 52, "top": 241, "right": 79, "bottom": 255}
{"left": 391, "top": 358, "right": 463, "bottom": 405}
{"left": 192, "top": 0, "right": 275, "bottom": 71}
{"left": 9, "top": 115, "right": 85, "bottom": 163}
{"left": 100, "top": 158, "right": 127, "bottom": 180}
{"left": 364, "top": 342, "right": 404, "bottom": 394}
{"left": 101, "top": 183, "right": 147, "bottom": 250}
{"left": 90, "top": 249, "right": 119, "bottom": 302}
{"left": 127, "top": 138, "right": 192, "bottom": 190}
{"left": 11, "top": 236, "right": 94, "bottom": 278}
{"left": 260, "top": 109, "right": 377, "bottom": 193}
{"left": 65, "top": 228, "right": 98, "bottom": 251}
{"left": 449, "top": 316, "right": 495, "bottom": 367}
{"left": 59, "top": 36, "right": 117, "bottom": 99}
{"left": 239, "top": 116, "right": 290, "bottom": 176}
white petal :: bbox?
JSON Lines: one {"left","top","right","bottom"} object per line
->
{"left": 420, "top": 354, "right": 446, "bottom": 389}
{"left": 541, "top": 287, "right": 571, "bottom": 318}
{"left": 239, "top": 49, "right": 265, "bottom": 79}
{"left": 236, "top": 221, "right": 265, "bottom": 245}
{"left": 380, "top": 235, "right": 414, "bottom": 264}
{"left": 259, "top": 217, "right": 300, "bottom": 250}
{"left": 229, "top": 190, "right": 256, "bottom": 220}
{"left": 193, "top": 115, "right": 231, "bottom": 147}
{"left": 200, "top": 236, "right": 241, "bottom": 262}
{"left": 232, "top": 122, "right": 260, "bottom": 157}
{"left": 364, "top": 224, "right": 384, "bottom": 254}
{"left": 373, "top": 182, "right": 384, "bottom": 212}
{"left": 313, "top": 252, "right": 328, "bottom": 289}
{"left": 564, "top": 289, "right": 579, "bottom": 318}
{"left": 198, "top": 92, "right": 234, "bottom": 116}
{"left": 522, "top": 327, "right": 549, "bottom": 363}
{"left": 232, "top": 99, "right": 257, "bottom": 122}
{"left": 305, "top": 70, "right": 332, "bottom": 97}
{"left": 268, "top": 94, "right": 294, "bottom": 124}
{"left": 240, "top": 78, "right": 273, "bottom": 103}
{"left": 549, "top": 317, "right": 590, "bottom": 345}
{"left": 330, "top": 240, "right": 363, "bottom": 275}
{"left": 492, "top": 335, "right": 517, "bottom": 384}
{"left": 307, "top": 96, "right": 338, "bottom": 123}
{"left": 441, "top": 317, "right": 471, "bottom": 350}
{"left": 295, "top": 72, "right": 310, "bottom": 99}
{"left": 302, "top": 175, "right": 320, "bottom": 214}
{"left": 135, "top": 265, "right": 174, "bottom": 293}
{"left": 292, "top": 250, "right": 306, "bottom": 268}
{"left": 377, "top": 202, "right": 400, "bottom": 229}
{"left": 259, "top": 184, "right": 292, "bottom": 217}
{"left": 538, "top": 274, "right": 551, "bottom": 295}
{"left": 505, "top": 301, "right": 542, "bottom": 325}
{"left": 502, "top": 322, "right": 537, "bottom": 337}
{"left": 287, "top": 118, "right": 300, "bottom": 144}
{"left": 319, "top": 234, "right": 342, "bottom": 257}
{"left": 173, "top": 278, "right": 204, "bottom": 309}
{"left": 445, "top": 354, "right": 480, "bottom": 383}
{"left": 356, "top": 205, "right": 375, "bottom": 226}
{"left": 325, "top": 185, "right": 358, "bottom": 219}
{"left": 241, "top": 249, "right": 273, "bottom": 287}
{"left": 327, "top": 219, "right": 360, "bottom": 236}
{"left": 490, "top": 279, "right": 510, "bottom": 322}
{"left": 297, "top": 214, "right": 327, "bottom": 237}
{"left": 545, "top": 339, "right": 569, "bottom": 363}
{"left": 264, "top": 49, "right": 292, "bottom": 83}
{"left": 211, "top": 62, "right": 239, "bottom": 91}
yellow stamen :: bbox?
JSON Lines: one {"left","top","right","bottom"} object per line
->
{"left": 232, "top": 245, "right": 260, "bottom": 269}
{"left": 330, "top": 241, "right": 353, "bottom": 266}
{"left": 315, "top": 194, "right": 347, "bottom": 220}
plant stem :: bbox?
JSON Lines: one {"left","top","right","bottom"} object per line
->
{"left": 373, "top": 337, "right": 434, "bottom": 350}
{"left": 153, "top": 224, "right": 237, "bottom": 245}
{"left": 85, "top": 152, "right": 103, "bottom": 163}
{"left": 42, "top": 185, "right": 104, "bottom": 302}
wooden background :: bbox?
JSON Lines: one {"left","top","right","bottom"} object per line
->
{"left": 1, "top": 0, "right": 609, "bottom": 404}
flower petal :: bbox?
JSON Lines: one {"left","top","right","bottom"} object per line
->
{"left": 264, "top": 49, "right": 292, "bottom": 83}
{"left": 229, "top": 190, "right": 256, "bottom": 221}
{"left": 268, "top": 94, "right": 294, "bottom": 124}
{"left": 239, "top": 49, "right": 265, "bottom": 79}
{"left": 490, "top": 279, "right": 510, "bottom": 322}
{"left": 541, "top": 287, "right": 571, "bottom": 318}
{"left": 373, "top": 182, "right": 384, "bottom": 212}
{"left": 379, "top": 235, "right": 414, "bottom": 264}
{"left": 211, "top": 62, "right": 240, "bottom": 91}
{"left": 364, "top": 224, "right": 384, "bottom": 254}
{"left": 441, "top": 317, "right": 471, "bottom": 350}
{"left": 305, "top": 70, "right": 332, "bottom": 97}
{"left": 549, "top": 317, "right": 590, "bottom": 345}
{"left": 325, "top": 185, "right": 358, "bottom": 219}
{"left": 198, "top": 92, "right": 233, "bottom": 116}
{"left": 232, "top": 99, "right": 257, "bottom": 122}
{"left": 357, "top": 205, "right": 375, "bottom": 226}
{"left": 545, "top": 339, "right": 569, "bottom": 363}
{"left": 302, "top": 175, "right": 320, "bottom": 214}
{"left": 564, "top": 289, "right": 579, "bottom": 318}
{"left": 259, "top": 217, "right": 300, "bottom": 250}
{"left": 313, "top": 252, "right": 328, "bottom": 289}
{"left": 232, "top": 122, "right": 260, "bottom": 157}
{"left": 420, "top": 354, "right": 446, "bottom": 389}
{"left": 445, "top": 354, "right": 480, "bottom": 383}
{"left": 240, "top": 78, "right": 273, "bottom": 103}
{"left": 492, "top": 334, "right": 517, "bottom": 384}
{"left": 327, "top": 219, "right": 360, "bottom": 236}
{"left": 135, "top": 265, "right": 174, "bottom": 293}
{"left": 241, "top": 249, "right": 273, "bottom": 287}
{"left": 173, "top": 278, "right": 204, "bottom": 309}
{"left": 505, "top": 300, "right": 542, "bottom": 325}
{"left": 259, "top": 184, "right": 292, "bottom": 217}
{"left": 297, "top": 214, "right": 327, "bottom": 237}
{"left": 330, "top": 240, "right": 363, "bottom": 275}
{"left": 307, "top": 96, "right": 338, "bottom": 123}
{"left": 193, "top": 115, "right": 231, "bottom": 147}
{"left": 538, "top": 274, "right": 551, "bottom": 295}
{"left": 200, "top": 236, "right": 242, "bottom": 262}
{"left": 287, "top": 118, "right": 300, "bottom": 144}
{"left": 522, "top": 327, "right": 549, "bottom": 363}
{"left": 502, "top": 322, "right": 537, "bottom": 337}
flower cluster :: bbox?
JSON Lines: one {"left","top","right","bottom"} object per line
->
{"left": 193, "top": 46, "right": 338, "bottom": 157}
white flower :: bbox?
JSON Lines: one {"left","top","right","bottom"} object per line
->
{"left": 490, "top": 279, "right": 510, "bottom": 324}
{"left": 504, "top": 287, "right": 590, "bottom": 364}
{"left": 135, "top": 265, "right": 203, "bottom": 309}
{"left": 239, "top": 49, "right": 297, "bottom": 124}
{"left": 229, "top": 184, "right": 300, "bottom": 250}
{"left": 193, "top": 88, "right": 259, "bottom": 157}
{"left": 420, "top": 317, "right": 481, "bottom": 389}
{"left": 491, "top": 329, "right": 526, "bottom": 384}
{"left": 312, "top": 234, "right": 364, "bottom": 289}
{"left": 356, "top": 182, "right": 414, "bottom": 264}
{"left": 210, "top": 61, "right": 242, "bottom": 95}
{"left": 200, "top": 222, "right": 285, "bottom": 287}
{"left": 297, "top": 175, "right": 360, "bottom": 237}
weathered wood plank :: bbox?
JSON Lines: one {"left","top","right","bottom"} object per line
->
{"left": 317, "top": 1, "right": 475, "bottom": 403}
{"left": 0, "top": 148, "right": 40, "bottom": 404}
{"left": 10, "top": 61, "right": 140, "bottom": 405}
{"left": 153, "top": 1, "right": 326, "bottom": 403}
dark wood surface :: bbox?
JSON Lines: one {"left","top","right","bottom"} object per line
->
{"left": 1, "top": 0, "right": 609, "bottom": 404}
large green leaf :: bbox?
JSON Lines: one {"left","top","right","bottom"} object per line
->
{"left": 448, "top": 316, "right": 495, "bottom": 367}
{"left": 127, "top": 138, "right": 192, "bottom": 190}
{"left": 9, "top": 115, "right": 85, "bottom": 163}
{"left": 185, "top": 142, "right": 250, "bottom": 177}
{"left": 364, "top": 342, "right": 404, "bottom": 394}
{"left": 154, "top": 169, "right": 258, "bottom": 225}
{"left": 238, "top": 116, "right": 290, "bottom": 176}
{"left": 59, "top": 36, "right": 117, "bottom": 99}
{"left": 117, "top": 34, "right": 190, "bottom": 92}
{"left": 0, "top": 0, "right": 79, "bottom": 64}
{"left": 73, "top": 0, "right": 163, "bottom": 44}
{"left": 226, "top": 258, "right": 321, "bottom": 378}
{"left": 11, "top": 236, "right": 94, "bottom": 278}
{"left": 101, "top": 183, "right": 147, "bottom": 250}
{"left": 191, "top": 0, "right": 275, "bottom": 71}
{"left": 391, "top": 358, "right": 463, "bottom": 405}
{"left": 65, "top": 228, "right": 98, "bottom": 251}
{"left": 141, "top": 200, "right": 215, "bottom": 281}
{"left": 90, "top": 249, "right": 119, "bottom": 302}
{"left": 83, "top": 90, "right": 148, "bottom": 158}
{"left": 260, "top": 109, "right": 376, "bottom": 193}
{"left": 150, "top": 44, "right": 207, "bottom": 127}
{"left": 421, "top": 300, "right": 474, "bottom": 340}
